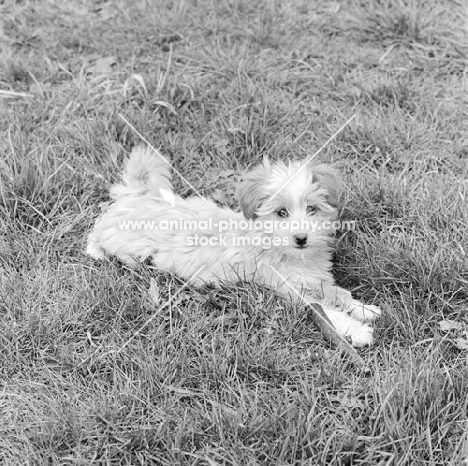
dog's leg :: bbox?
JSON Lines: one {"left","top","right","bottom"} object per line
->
{"left": 320, "top": 304, "right": 374, "bottom": 347}
{"left": 321, "top": 285, "right": 381, "bottom": 322}
{"left": 346, "top": 299, "right": 381, "bottom": 322}
{"left": 273, "top": 283, "right": 375, "bottom": 347}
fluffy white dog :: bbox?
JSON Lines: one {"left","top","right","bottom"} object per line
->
{"left": 87, "top": 146, "right": 381, "bottom": 346}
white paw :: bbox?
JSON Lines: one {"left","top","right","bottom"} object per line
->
{"left": 348, "top": 300, "right": 381, "bottom": 322}
{"left": 86, "top": 242, "right": 105, "bottom": 260}
{"left": 328, "top": 310, "right": 375, "bottom": 347}
{"left": 347, "top": 322, "right": 374, "bottom": 347}
{"left": 321, "top": 306, "right": 376, "bottom": 348}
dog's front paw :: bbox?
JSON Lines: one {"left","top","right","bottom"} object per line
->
{"left": 328, "top": 311, "right": 375, "bottom": 347}
{"left": 86, "top": 242, "right": 105, "bottom": 260}
{"left": 347, "top": 323, "right": 374, "bottom": 347}
{"left": 348, "top": 300, "right": 381, "bottom": 322}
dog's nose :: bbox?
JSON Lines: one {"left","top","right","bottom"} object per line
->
{"left": 294, "top": 233, "right": 308, "bottom": 246}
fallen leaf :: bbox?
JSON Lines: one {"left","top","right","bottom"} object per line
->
{"left": 348, "top": 86, "right": 362, "bottom": 99}
{"left": 148, "top": 279, "right": 160, "bottom": 306}
{"left": 88, "top": 56, "right": 117, "bottom": 75}
{"left": 212, "top": 138, "right": 229, "bottom": 157}
{"left": 123, "top": 73, "right": 147, "bottom": 97}
{"left": 454, "top": 337, "right": 468, "bottom": 351}
{"left": 439, "top": 320, "right": 464, "bottom": 332}
{"left": 335, "top": 393, "right": 365, "bottom": 409}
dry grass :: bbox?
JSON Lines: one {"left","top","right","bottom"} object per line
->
{"left": 1, "top": 0, "right": 468, "bottom": 464}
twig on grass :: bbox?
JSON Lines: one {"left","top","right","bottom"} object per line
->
{"left": 306, "top": 302, "right": 370, "bottom": 373}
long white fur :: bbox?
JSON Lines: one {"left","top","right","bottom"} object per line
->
{"left": 87, "top": 146, "right": 381, "bottom": 347}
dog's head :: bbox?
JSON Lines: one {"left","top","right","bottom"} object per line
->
{"left": 236, "top": 157, "right": 342, "bottom": 254}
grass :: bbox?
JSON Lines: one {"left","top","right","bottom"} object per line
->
{"left": 0, "top": 0, "right": 467, "bottom": 464}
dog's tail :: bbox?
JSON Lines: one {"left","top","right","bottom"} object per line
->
{"left": 110, "top": 145, "right": 173, "bottom": 200}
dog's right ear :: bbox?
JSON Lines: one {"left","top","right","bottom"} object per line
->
{"left": 236, "top": 163, "right": 269, "bottom": 219}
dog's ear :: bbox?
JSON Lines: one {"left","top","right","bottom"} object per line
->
{"left": 236, "top": 163, "right": 269, "bottom": 219}
{"left": 310, "top": 164, "right": 342, "bottom": 208}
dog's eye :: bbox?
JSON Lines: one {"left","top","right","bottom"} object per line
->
{"left": 277, "top": 208, "right": 288, "bottom": 218}
{"left": 307, "top": 206, "right": 317, "bottom": 215}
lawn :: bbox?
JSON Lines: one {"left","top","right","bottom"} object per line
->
{"left": 0, "top": 0, "right": 467, "bottom": 464}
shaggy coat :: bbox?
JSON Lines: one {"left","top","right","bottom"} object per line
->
{"left": 87, "top": 146, "right": 381, "bottom": 346}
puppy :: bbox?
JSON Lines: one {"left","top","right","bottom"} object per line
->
{"left": 87, "top": 146, "right": 381, "bottom": 346}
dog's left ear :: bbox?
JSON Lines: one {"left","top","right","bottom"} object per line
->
{"left": 236, "top": 162, "right": 269, "bottom": 219}
{"left": 310, "top": 164, "right": 342, "bottom": 208}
